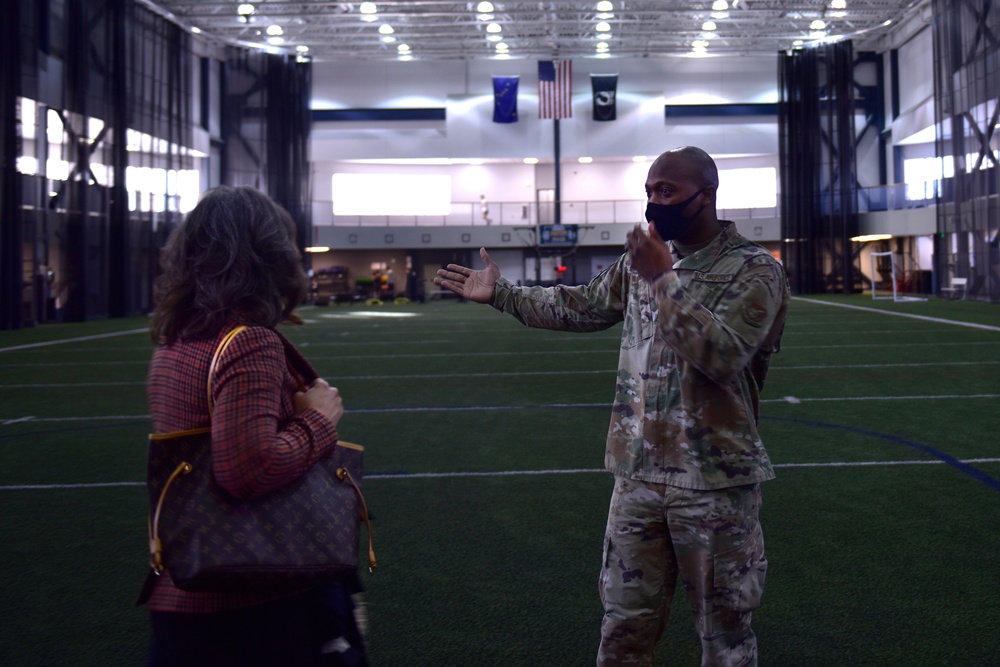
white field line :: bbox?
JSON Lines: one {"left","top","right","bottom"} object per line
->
{"left": 24, "top": 327, "right": 979, "bottom": 354}
{"left": 0, "top": 328, "right": 148, "bottom": 353}
{"left": 0, "top": 298, "right": 992, "bottom": 357}
{"left": 792, "top": 297, "right": 1000, "bottom": 332}
{"left": 1, "top": 359, "right": 998, "bottom": 390}
{"left": 2, "top": 339, "right": 1000, "bottom": 370}
{"left": 3, "top": 392, "right": 1000, "bottom": 424}
{"left": 3, "top": 457, "right": 1000, "bottom": 490}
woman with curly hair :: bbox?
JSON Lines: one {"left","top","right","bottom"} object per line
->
{"left": 141, "top": 186, "right": 363, "bottom": 666}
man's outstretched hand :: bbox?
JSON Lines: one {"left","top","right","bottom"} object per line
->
{"left": 434, "top": 247, "right": 500, "bottom": 304}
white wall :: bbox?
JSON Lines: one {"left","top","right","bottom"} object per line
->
{"left": 310, "top": 55, "right": 782, "bottom": 212}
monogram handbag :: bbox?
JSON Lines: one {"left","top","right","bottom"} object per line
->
{"left": 144, "top": 326, "right": 376, "bottom": 593}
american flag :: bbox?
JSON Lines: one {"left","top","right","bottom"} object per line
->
{"left": 538, "top": 60, "right": 573, "bottom": 119}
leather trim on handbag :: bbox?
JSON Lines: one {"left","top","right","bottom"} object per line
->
{"left": 336, "top": 465, "right": 376, "bottom": 572}
{"left": 148, "top": 427, "right": 211, "bottom": 440}
{"left": 148, "top": 461, "right": 193, "bottom": 575}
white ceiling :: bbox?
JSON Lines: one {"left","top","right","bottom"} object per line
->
{"left": 145, "top": 0, "right": 929, "bottom": 62}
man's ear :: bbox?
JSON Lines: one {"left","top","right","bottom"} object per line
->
{"left": 701, "top": 185, "right": 717, "bottom": 205}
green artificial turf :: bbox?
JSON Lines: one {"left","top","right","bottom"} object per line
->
{"left": 1, "top": 295, "right": 998, "bottom": 666}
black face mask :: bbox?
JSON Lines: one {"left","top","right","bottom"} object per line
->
{"left": 645, "top": 188, "right": 706, "bottom": 241}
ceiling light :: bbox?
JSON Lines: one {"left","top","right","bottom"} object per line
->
{"left": 596, "top": 1, "right": 614, "bottom": 11}
{"left": 237, "top": 3, "right": 255, "bottom": 15}
{"left": 810, "top": 19, "right": 827, "bottom": 30}
{"left": 266, "top": 24, "right": 283, "bottom": 36}
{"left": 578, "top": 157, "right": 593, "bottom": 163}
{"left": 850, "top": 234, "right": 892, "bottom": 243}
{"left": 360, "top": 2, "right": 377, "bottom": 13}
{"left": 712, "top": 0, "right": 728, "bottom": 10}
{"left": 378, "top": 24, "right": 394, "bottom": 34}
{"left": 495, "top": 42, "right": 508, "bottom": 51}
{"left": 692, "top": 39, "right": 709, "bottom": 48}
{"left": 597, "top": 52, "right": 611, "bottom": 58}
{"left": 523, "top": 157, "right": 539, "bottom": 164}
{"left": 381, "top": 35, "right": 396, "bottom": 43}
{"left": 829, "top": 11, "right": 846, "bottom": 17}
{"left": 809, "top": 31, "right": 827, "bottom": 39}
{"left": 486, "top": 22, "right": 502, "bottom": 33}
{"left": 495, "top": 53, "right": 510, "bottom": 59}
{"left": 596, "top": 13, "right": 613, "bottom": 20}
{"left": 477, "top": 1, "right": 494, "bottom": 11}
{"left": 692, "top": 45, "right": 707, "bottom": 52}
{"left": 792, "top": 39, "right": 804, "bottom": 46}
{"left": 477, "top": 13, "right": 494, "bottom": 21}
{"left": 397, "top": 44, "right": 410, "bottom": 52}
{"left": 883, "top": 19, "right": 892, "bottom": 26}
{"left": 190, "top": 26, "right": 201, "bottom": 34}
{"left": 702, "top": 21, "right": 717, "bottom": 31}
{"left": 711, "top": 12, "right": 729, "bottom": 19}
{"left": 267, "top": 36, "right": 284, "bottom": 45}
{"left": 296, "top": 45, "right": 309, "bottom": 53}
{"left": 296, "top": 55, "right": 309, "bottom": 63}
{"left": 304, "top": 246, "right": 331, "bottom": 253}
{"left": 596, "top": 41, "right": 609, "bottom": 49}
{"left": 487, "top": 34, "right": 502, "bottom": 41}
{"left": 400, "top": 54, "right": 412, "bottom": 61}
{"left": 596, "top": 21, "right": 611, "bottom": 32}
{"left": 831, "top": 0, "right": 847, "bottom": 8}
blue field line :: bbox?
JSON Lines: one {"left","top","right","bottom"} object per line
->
{"left": 3, "top": 392, "right": 1000, "bottom": 426}
{"left": 3, "top": 458, "right": 1000, "bottom": 490}
{"left": 762, "top": 415, "right": 1000, "bottom": 492}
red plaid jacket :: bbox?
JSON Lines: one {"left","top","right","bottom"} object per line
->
{"left": 145, "top": 323, "right": 338, "bottom": 613}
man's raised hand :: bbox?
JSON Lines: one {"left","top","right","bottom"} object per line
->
{"left": 433, "top": 247, "right": 500, "bottom": 304}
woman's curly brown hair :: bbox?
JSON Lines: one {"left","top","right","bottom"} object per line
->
{"left": 150, "top": 185, "right": 308, "bottom": 344}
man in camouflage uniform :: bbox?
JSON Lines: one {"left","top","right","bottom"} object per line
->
{"left": 435, "top": 146, "right": 789, "bottom": 667}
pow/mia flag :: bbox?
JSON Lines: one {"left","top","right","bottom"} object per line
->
{"left": 591, "top": 74, "right": 617, "bottom": 121}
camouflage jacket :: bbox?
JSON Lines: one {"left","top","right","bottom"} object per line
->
{"left": 491, "top": 221, "right": 789, "bottom": 490}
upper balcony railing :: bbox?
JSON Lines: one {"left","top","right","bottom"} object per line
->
{"left": 319, "top": 181, "right": 959, "bottom": 227}
{"left": 321, "top": 199, "right": 779, "bottom": 227}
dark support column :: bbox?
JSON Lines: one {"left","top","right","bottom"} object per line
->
{"left": 62, "top": 0, "right": 91, "bottom": 321}
{"left": 108, "top": 0, "right": 130, "bottom": 317}
{"left": 0, "top": 0, "right": 23, "bottom": 329}
{"left": 779, "top": 42, "right": 860, "bottom": 295}
{"left": 553, "top": 118, "right": 561, "bottom": 226}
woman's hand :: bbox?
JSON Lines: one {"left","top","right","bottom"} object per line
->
{"left": 294, "top": 378, "right": 344, "bottom": 427}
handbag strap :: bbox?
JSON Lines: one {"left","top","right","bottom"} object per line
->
{"left": 207, "top": 326, "right": 309, "bottom": 418}
{"left": 207, "top": 325, "right": 247, "bottom": 418}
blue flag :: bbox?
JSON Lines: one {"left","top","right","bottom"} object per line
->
{"left": 493, "top": 76, "right": 519, "bottom": 123}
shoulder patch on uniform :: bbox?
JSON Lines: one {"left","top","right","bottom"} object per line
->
{"left": 742, "top": 301, "right": 768, "bottom": 327}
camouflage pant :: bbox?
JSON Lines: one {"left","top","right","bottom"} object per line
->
{"left": 597, "top": 478, "right": 766, "bottom": 667}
